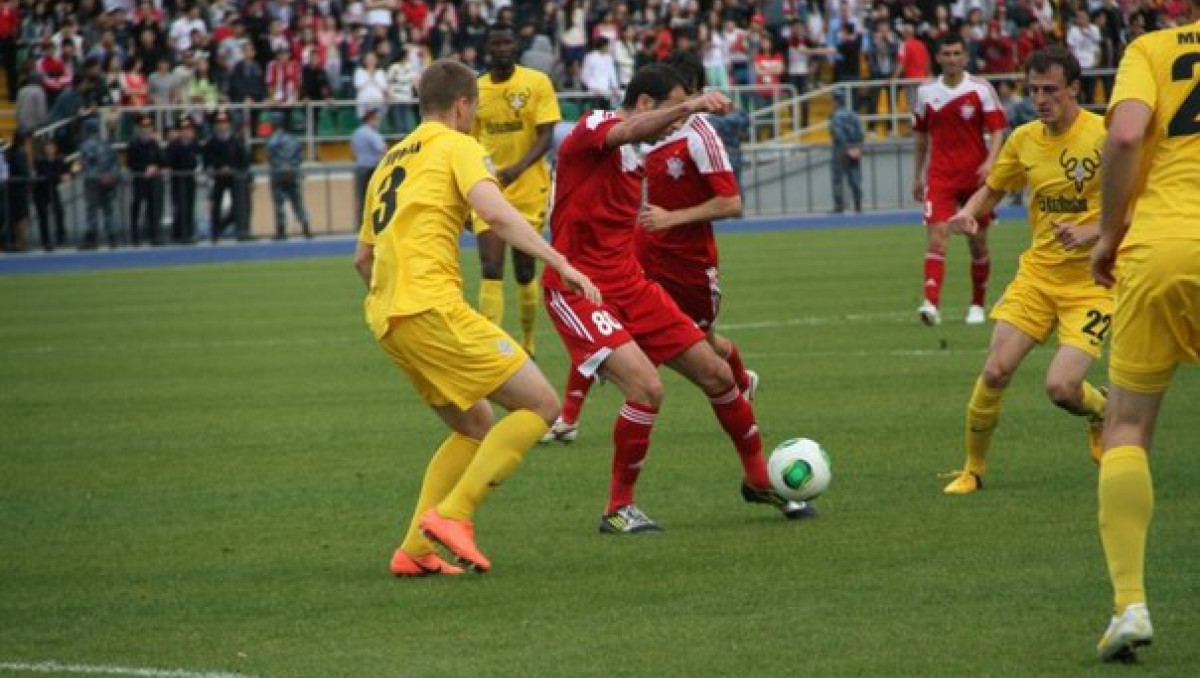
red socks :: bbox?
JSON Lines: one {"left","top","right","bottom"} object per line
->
{"left": 708, "top": 386, "right": 770, "bottom": 489}
{"left": 923, "top": 251, "right": 945, "bottom": 306}
{"left": 725, "top": 342, "right": 752, "bottom": 393}
{"left": 561, "top": 368, "right": 593, "bottom": 426}
{"left": 971, "top": 257, "right": 990, "bottom": 307}
{"left": 608, "top": 401, "right": 658, "bottom": 513}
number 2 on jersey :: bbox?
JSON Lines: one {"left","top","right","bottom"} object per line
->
{"left": 371, "top": 167, "right": 407, "bottom": 234}
{"left": 1168, "top": 53, "right": 1200, "bottom": 138}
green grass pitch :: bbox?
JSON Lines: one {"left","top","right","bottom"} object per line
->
{"left": 1, "top": 222, "right": 1197, "bottom": 678}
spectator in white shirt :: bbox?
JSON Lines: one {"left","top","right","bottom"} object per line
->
{"left": 1066, "top": 9, "right": 1101, "bottom": 103}
{"left": 170, "top": 5, "right": 207, "bottom": 53}
{"left": 354, "top": 51, "right": 389, "bottom": 119}
{"left": 580, "top": 36, "right": 621, "bottom": 106}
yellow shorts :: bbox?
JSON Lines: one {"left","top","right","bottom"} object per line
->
{"left": 990, "top": 267, "right": 1113, "bottom": 358}
{"left": 1109, "top": 241, "right": 1200, "bottom": 394}
{"left": 472, "top": 196, "right": 548, "bottom": 236}
{"left": 378, "top": 300, "right": 528, "bottom": 410}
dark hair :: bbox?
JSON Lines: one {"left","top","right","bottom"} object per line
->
{"left": 663, "top": 50, "right": 705, "bottom": 94}
{"left": 622, "top": 62, "right": 685, "bottom": 109}
{"left": 938, "top": 33, "right": 965, "bottom": 51}
{"left": 486, "top": 22, "right": 515, "bottom": 40}
{"left": 418, "top": 58, "right": 479, "bottom": 115}
{"left": 1024, "top": 45, "right": 1081, "bottom": 85}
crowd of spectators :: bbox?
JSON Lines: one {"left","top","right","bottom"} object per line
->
{"left": 0, "top": 0, "right": 1194, "bottom": 251}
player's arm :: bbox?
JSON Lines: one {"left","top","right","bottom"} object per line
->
{"left": 496, "top": 122, "right": 555, "bottom": 187}
{"left": 354, "top": 242, "right": 374, "bottom": 289}
{"left": 978, "top": 127, "right": 1006, "bottom": 182}
{"left": 946, "top": 183, "right": 1004, "bottom": 236}
{"left": 468, "top": 179, "right": 601, "bottom": 304}
{"left": 604, "top": 91, "right": 732, "bottom": 148}
{"left": 640, "top": 194, "right": 742, "bottom": 232}
{"left": 911, "top": 130, "right": 928, "bottom": 202}
{"left": 1093, "top": 99, "right": 1151, "bottom": 288}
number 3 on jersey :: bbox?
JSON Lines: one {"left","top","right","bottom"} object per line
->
{"left": 371, "top": 167, "right": 407, "bottom": 234}
{"left": 591, "top": 310, "right": 623, "bottom": 336}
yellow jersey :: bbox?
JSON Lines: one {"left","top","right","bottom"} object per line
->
{"left": 986, "top": 109, "right": 1106, "bottom": 281}
{"left": 473, "top": 65, "right": 561, "bottom": 206}
{"left": 359, "top": 121, "right": 496, "bottom": 337}
{"left": 1108, "top": 22, "right": 1200, "bottom": 247}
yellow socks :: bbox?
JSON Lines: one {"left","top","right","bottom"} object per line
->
{"left": 399, "top": 433, "right": 480, "bottom": 555}
{"left": 437, "top": 410, "right": 549, "bottom": 521}
{"left": 965, "top": 377, "right": 1004, "bottom": 476}
{"left": 1081, "top": 381, "right": 1107, "bottom": 421}
{"left": 479, "top": 279, "right": 504, "bottom": 325}
{"left": 1099, "top": 445, "right": 1154, "bottom": 613}
{"left": 518, "top": 281, "right": 539, "bottom": 355}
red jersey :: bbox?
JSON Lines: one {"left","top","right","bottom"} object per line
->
{"left": 912, "top": 74, "right": 1006, "bottom": 191}
{"left": 543, "top": 111, "right": 646, "bottom": 292}
{"left": 637, "top": 115, "right": 739, "bottom": 271}
{"left": 897, "top": 37, "right": 931, "bottom": 79}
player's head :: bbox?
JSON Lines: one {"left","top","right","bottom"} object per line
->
{"left": 486, "top": 23, "right": 517, "bottom": 72}
{"left": 663, "top": 50, "right": 705, "bottom": 95}
{"left": 419, "top": 58, "right": 480, "bottom": 133}
{"left": 1024, "top": 45, "right": 1081, "bottom": 128}
{"left": 623, "top": 63, "right": 688, "bottom": 137}
{"left": 936, "top": 34, "right": 968, "bottom": 78}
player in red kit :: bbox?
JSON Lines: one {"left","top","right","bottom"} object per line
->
{"left": 543, "top": 64, "right": 805, "bottom": 533}
{"left": 912, "top": 34, "right": 1007, "bottom": 326}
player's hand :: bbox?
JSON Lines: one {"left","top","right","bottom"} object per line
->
{"left": 495, "top": 166, "right": 520, "bottom": 187}
{"left": 558, "top": 263, "right": 602, "bottom": 305}
{"left": 687, "top": 91, "right": 733, "bottom": 116}
{"left": 1090, "top": 237, "right": 1119, "bottom": 289}
{"left": 638, "top": 204, "right": 674, "bottom": 232}
{"left": 947, "top": 211, "right": 978, "bottom": 235}
{"left": 1053, "top": 220, "right": 1100, "bottom": 250}
{"left": 911, "top": 177, "right": 925, "bottom": 203}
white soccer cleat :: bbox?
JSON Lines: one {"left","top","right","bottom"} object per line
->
{"left": 918, "top": 300, "right": 941, "bottom": 326}
{"left": 965, "top": 304, "right": 987, "bottom": 325}
{"left": 744, "top": 370, "right": 760, "bottom": 402}
{"left": 1097, "top": 603, "right": 1153, "bottom": 662}
{"left": 539, "top": 417, "right": 579, "bottom": 445}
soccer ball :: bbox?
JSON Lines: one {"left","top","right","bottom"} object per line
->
{"left": 768, "top": 438, "right": 832, "bottom": 502}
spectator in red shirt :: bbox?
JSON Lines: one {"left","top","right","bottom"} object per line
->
{"left": 0, "top": 0, "right": 18, "bottom": 101}
{"left": 1016, "top": 24, "right": 1047, "bottom": 66}
{"left": 979, "top": 21, "right": 1016, "bottom": 74}
{"left": 399, "top": 0, "right": 428, "bottom": 42}
{"left": 36, "top": 41, "right": 73, "bottom": 106}
{"left": 266, "top": 47, "right": 301, "bottom": 110}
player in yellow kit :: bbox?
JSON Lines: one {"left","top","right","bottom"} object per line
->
{"left": 472, "top": 24, "right": 562, "bottom": 356}
{"left": 1089, "top": 7, "right": 1200, "bottom": 661}
{"left": 939, "top": 47, "right": 1111, "bottom": 495}
{"left": 353, "top": 59, "right": 598, "bottom": 577}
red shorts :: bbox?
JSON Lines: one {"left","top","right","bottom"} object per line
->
{"left": 924, "top": 182, "right": 993, "bottom": 228}
{"left": 643, "top": 263, "right": 722, "bottom": 330}
{"left": 544, "top": 280, "right": 706, "bottom": 377}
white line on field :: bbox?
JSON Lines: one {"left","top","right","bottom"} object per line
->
{"left": 0, "top": 660, "right": 287, "bottom": 678}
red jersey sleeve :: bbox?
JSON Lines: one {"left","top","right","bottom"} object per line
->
{"left": 685, "top": 117, "right": 739, "bottom": 197}
{"left": 573, "top": 110, "right": 622, "bottom": 154}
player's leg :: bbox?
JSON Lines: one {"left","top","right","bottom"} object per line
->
{"left": 476, "top": 226, "right": 506, "bottom": 326}
{"left": 1096, "top": 384, "right": 1161, "bottom": 661}
{"left": 595, "top": 342, "right": 666, "bottom": 532}
{"left": 707, "top": 330, "right": 756, "bottom": 400}
{"left": 944, "top": 320, "right": 1038, "bottom": 494}
{"left": 965, "top": 216, "right": 991, "bottom": 324}
{"left": 541, "top": 366, "right": 593, "bottom": 444}
{"left": 513, "top": 247, "right": 540, "bottom": 357}
{"left": 391, "top": 401, "right": 493, "bottom": 577}
{"left": 1043, "top": 345, "right": 1107, "bottom": 463}
{"left": 425, "top": 360, "right": 558, "bottom": 570}
{"left": 921, "top": 218, "right": 949, "bottom": 325}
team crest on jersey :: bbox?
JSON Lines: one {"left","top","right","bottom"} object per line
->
{"left": 960, "top": 103, "right": 976, "bottom": 120}
{"left": 504, "top": 87, "right": 532, "bottom": 116}
{"left": 496, "top": 338, "right": 514, "bottom": 355}
{"left": 666, "top": 156, "right": 685, "bottom": 179}
{"left": 1059, "top": 148, "right": 1101, "bottom": 192}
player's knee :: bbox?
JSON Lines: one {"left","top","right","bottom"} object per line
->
{"left": 529, "top": 384, "right": 561, "bottom": 425}
{"left": 459, "top": 406, "right": 495, "bottom": 440}
{"left": 698, "top": 356, "right": 735, "bottom": 394}
{"left": 1045, "top": 378, "right": 1083, "bottom": 412}
{"left": 981, "top": 364, "right": 1013, "bottom": 389}
{"left": 628, "top": 372, "right": 664, "bottom": 408}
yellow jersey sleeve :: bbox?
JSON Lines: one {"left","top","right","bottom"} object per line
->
{"left": 986, "top": 125, "right": 1027, "bottom": 194}
{"left": 450, "top": 134, "right": 498, "bottom": 200}
{"left": 1107, "top": 38, "right": 1157, "bottom": 115}
{"left": 533, "top": 72, "right": 562, "bottom": 127}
